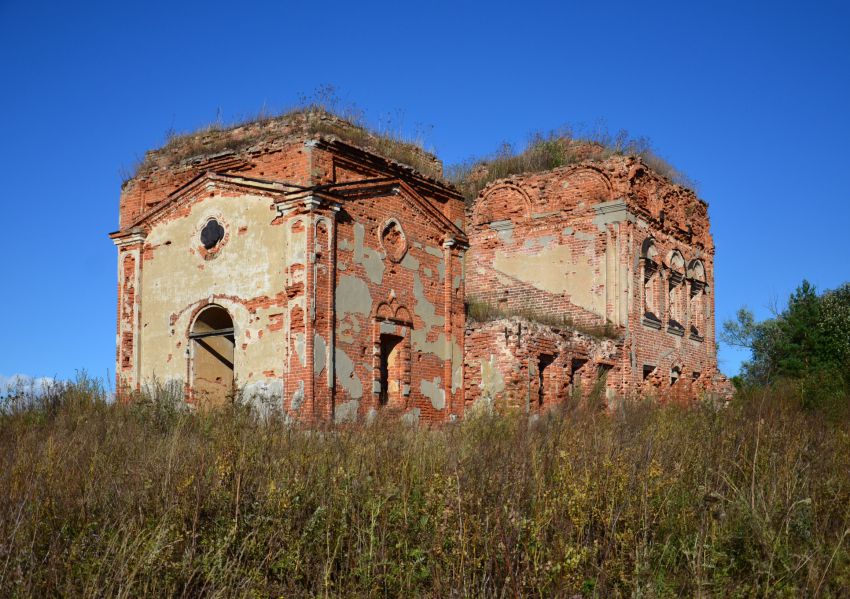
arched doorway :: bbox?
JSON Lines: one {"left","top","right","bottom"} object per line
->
{"left": 190, "top": 305, "right": 235, "bottom": 406}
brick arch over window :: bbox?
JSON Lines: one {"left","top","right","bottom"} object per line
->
{"left": 472, "top": 183, "right": 532, "bottom": 226}
{"left": 641, "top": 238, "right": 661, "bottom": 326}
{"left": 687, "top": 259, "right": 708, "bottom": 340}
{"left": 188, "top": 303, "right": 235, "bottom": 407}
{"left": 666, "top": 250, "right": 686, "bottom": 333}
{"left": 371, "top": 300, "right": 413, "bottom": 409}
{"left": 559, "top": 167, "right": 614, "bottom": 206}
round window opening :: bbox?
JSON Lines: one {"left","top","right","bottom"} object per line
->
{"left": 200, "top": 219, "right": 225, "bottom": 250}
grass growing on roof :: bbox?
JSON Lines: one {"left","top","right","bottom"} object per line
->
{"left": 447, "top": 126, "right": 695, "bottom": 203}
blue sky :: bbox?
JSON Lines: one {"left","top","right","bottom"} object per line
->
{"left": 0, "top": 0, "right": 848, "bottom": 384}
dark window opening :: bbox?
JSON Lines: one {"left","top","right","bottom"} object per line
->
{"left": 200, "top": 219, "right": 225, "bottom": 250}
{"left": 569, "top": 358, "right": 588, "bottom": 388}
{"left": 643, "top": 365, "right": 655, "bottom": 381}
{"left": 671, "top": 367, "right": 681, "bottom": 386}
{"left": 378, "top": 334, "right": 403, "bottom": 406}
{"left": 537, "top": 354, "right": 555, "bottom": 406}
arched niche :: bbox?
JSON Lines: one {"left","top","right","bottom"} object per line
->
{"left": 687, "top": 259, "right": 708, "bottom": 340}
{"left": 641, "top": 238, "right": 661, "bottom": 325}
{"left": 472, "top": 183, "right": 532, "bottom": 227}
{"left": 559, "top": 167, "right": 613, "bottom": 206}
{"left": 666, "top": 250, "right": 686, "bottom": 332}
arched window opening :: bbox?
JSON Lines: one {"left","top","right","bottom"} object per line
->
{"left": 687, "top": 260, "right": 707, "bottom": 341}
{"left": 641, "top": 239, "right": 661, "bottom": 328}
{"left": 190, "top": 305, "right": 235, "bottom": 406}
{"left": 667, "top": 251, "right": 686, "bottom": 335}
{"left": 670, "top": 366, "right": 682, "bottom": 386}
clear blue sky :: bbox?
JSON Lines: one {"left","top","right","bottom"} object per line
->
{"left": 1, "top": 0, "right": 848, "bottom": 385}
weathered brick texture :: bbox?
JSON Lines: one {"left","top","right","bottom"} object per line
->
{"left": 465, "top": 157, "right": 730, "bottom": 405}
{"left": 111, "top": 115, "right": 730, "bottom": 423}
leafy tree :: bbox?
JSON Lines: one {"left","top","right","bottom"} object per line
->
{"left": 722, "top": 280, "right": 850, "bottom": 410}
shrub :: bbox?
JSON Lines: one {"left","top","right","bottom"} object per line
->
{"left": 722, "top": 280, "right": 850, "bottom": 415}
{"left": 1, "top": 379, "right": 848, "bottom": 596}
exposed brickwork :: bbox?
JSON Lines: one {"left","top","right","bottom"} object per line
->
{"left": 111, "top": 115, "right": 730, "bottom": 420}
{"left": 465, "top": 156, "right": 730, "bottom": 404}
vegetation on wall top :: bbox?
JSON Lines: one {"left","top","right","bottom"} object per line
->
{"left": 447, "top": 127, "right": 695, "bottom": 203}
{"left": 125, "top": 87, "right": 694, "bottom": 203}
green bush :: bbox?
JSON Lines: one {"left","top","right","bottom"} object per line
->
{"left": 1, "top": 379, "right": 849, "bottom": 597}
{"left": 723, "top": 280, "right": 850, "bottom": 415}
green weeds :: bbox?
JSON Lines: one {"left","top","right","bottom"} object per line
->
{"left": 1, "top": 378, "right": 848, "bottom": 597}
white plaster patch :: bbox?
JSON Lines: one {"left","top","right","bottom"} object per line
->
{"left": 523, "top": 235, "right": 554, "bottom": 249}
{"left": 294, "top": 333, "right": 306, "bottom": 367}
{"left": 488, "top": 221, "right": 514, "bottom": 243}
{"left": 336, "top": 275, "right": 372, "bottom": 317}
{"left": 480, "top": 355, "right": 506, "bottom": 400}
{"left": 353, "top": 223, "right": 385, "bottom": 283}
{"left": 424, "top": 245, "right": 443, "bottom": 259}
{"left": 400, "top": 253, "right": 420, "bottom": 271}
{"left": 335, "top": 399, "right": 359, "bottom": 423}
{"left": 420, "top": 376, "right": 446, "bottom": 410}
{"left": 314, "top": 333, "right": 327, "bottom": 375}
{"left": 413, "top": 273, "right": 445, "bottom": 329}
{"left": 335, "top": 347, "right": 363, "bottom": 399}
{"left": 243, "top": 379, "right": 283, "bottom": 418}
{"left": 401, "top": 407, "right": 420, "bottom": 426}
{"left": 493, "top": 244, "right": 603, "bottom": 316}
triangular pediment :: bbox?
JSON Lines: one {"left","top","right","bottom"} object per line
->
{"left": 123, "top": 172, "right": 302, "bottom": 232}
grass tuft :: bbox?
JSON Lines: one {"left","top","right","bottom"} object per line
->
{"left": 128, "top": 85, "right": 441, "bottom": 183}
{"left": 466, "top": 298, "right": 621, "bottom": 340}
{"left": 448, "top": 126, "right": 695, "bottom": 203}
{"left": 1, "top": 377, "right": 849, "bottom": 596}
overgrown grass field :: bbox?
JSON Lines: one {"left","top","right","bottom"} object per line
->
{"left": 1, "top": 379, "right": 848, "bottom": 597}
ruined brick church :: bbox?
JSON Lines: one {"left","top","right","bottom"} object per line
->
{"left": 111, "top": 112, "right": 730, "bottom": 423}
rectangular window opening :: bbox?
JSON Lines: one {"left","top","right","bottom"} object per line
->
{"left": 537, "top": 354, "right": 556, "bottom": 406}
{"left": 379, "top": 333, "right": 404, "bottom": 406}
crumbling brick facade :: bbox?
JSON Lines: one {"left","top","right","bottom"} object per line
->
{"left": 111, "top": 114, "right": 729, "bottom": 424}
{"left": 465, "top": 157, "right": 730, "bottom": 406}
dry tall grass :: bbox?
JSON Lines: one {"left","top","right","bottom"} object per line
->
{"left": 448, "top": 128, "right": 695, "bottom": 203}
{"left": 128, "top": 86, "right": 442, "bottom": 182}
{"left": 1, "top": 377, "right": 848, "bottom": 597}
{"left": 466, "top": 298, "right": 620, "bottom": 341}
